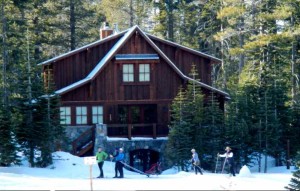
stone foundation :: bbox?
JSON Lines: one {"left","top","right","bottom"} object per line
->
{"left": 94, "top": 124, "right": 168, "bottom": 169}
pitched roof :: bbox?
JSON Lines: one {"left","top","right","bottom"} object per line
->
{"left": 147, "top": 33, "right": 222, "bottom": 63}
{"left": 38, "top": 30, "right": 127, "bottom": 66}
{"left": 40, "top": 25, "right": 229, "bottom": 99}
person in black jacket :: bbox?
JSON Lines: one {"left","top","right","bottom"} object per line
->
{"left": 110, "top": 148, "right": 125, "bottom": 178}
{"left": 218, "top": 146, "right": 235, "bottom": 176}
{"left": 110, "top": 148, "right": 119, "bottom": 178}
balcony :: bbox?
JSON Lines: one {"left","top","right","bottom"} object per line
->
{"left": 106, "top": 123, "right": 169, "bottom": 140}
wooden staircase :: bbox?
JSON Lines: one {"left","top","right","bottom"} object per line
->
{"left": 71, "top": 127, "right": 95, "bottom": 157}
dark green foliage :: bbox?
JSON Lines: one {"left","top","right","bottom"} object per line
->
{"left": 201, "top": 91, "right": 226, "bottom": 170}
{"left": 14, "top": 69, "right": 67, "bottom": 167}
{"left": 0, "top": 106, "right": 20, "bottom": 166}
{"left": 0, "top": 0, "right": 95, "bottom": 168}
{"left": 166, "top": 65, "right": 225, "bottom": 172}
{"left": 286, "top": 151, "right": 300, "bottom": 190}
{"left": 1, "top": 0, "right": 300, "bottom": 171}
{"left": 166, "top": 87, "right": 194, "bottom": 171}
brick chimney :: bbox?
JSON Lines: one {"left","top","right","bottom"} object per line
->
{"left": 100, "top": 22, "right": 114, "bottom": 39}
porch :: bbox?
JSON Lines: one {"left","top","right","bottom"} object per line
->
{"left": 106, "top": 123, "right": 169, "bottom": 140}
{"left": 70, "top": 123, "right": 169, "bottom": 156}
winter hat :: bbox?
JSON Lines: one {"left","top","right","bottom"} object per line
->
{"left": 191, "top": 149, "right": 195, "bottom": 152}
{"left": 225, "top": 146, "right": 231, "bottom": 151}
{"left": 119, "top": 148, "right": 123, "bottom": 151}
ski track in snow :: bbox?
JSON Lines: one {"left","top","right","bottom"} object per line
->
{"left": 0, "top": 151, "right": 295, "bottom": 190}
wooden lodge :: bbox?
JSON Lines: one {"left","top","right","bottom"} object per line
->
{"left": 39, "top": 25, "right": 229, "bottom": 168}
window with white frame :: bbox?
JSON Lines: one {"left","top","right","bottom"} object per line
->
{"left": 60, "top": 107, "right": 71, "bottom": 125}
{"left": 92, "top": 106, "right": 103, "bottom": 124}
{"left": 139, "top": 64, "right": 150, "bottom": 82}
{"left": 76, "top": 106, "right": 87, "bottom": 124}
{"left": 123, "top": 64, "right": 134, "bottom": 82}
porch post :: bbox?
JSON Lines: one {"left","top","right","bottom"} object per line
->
{"left": 153, "top": 123, "right": 157, "bottom": 139}
{"left": 128, "top": 124, "right": 132, "bottom": 140}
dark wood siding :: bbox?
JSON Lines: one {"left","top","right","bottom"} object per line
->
{"left": 50, "top": 37, "right": 121, "bottom": 90}
{"left": 151, "top": 38, "right": 212, "bottom": 85}
{"left": 48, "top": 28, "right": 225, "bottom": 129}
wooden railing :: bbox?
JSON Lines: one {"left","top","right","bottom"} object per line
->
{"left": 71, "top": 127, "right": 95, "bottom": 156}
{"left": 106, "top": 123, "right": 168, "bottom": 140}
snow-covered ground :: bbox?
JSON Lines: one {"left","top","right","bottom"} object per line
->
{"left": 0, "top": 151, "right": 296, "bottom": 190}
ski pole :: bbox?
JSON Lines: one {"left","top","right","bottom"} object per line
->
{"left": 215, "top": 153, "right": 219, "bottom": 173}
{"left": 221, "top": 157, "right": 227, "bottom": 174}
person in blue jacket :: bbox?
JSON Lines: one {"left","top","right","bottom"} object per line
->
{"left": 110, "top": 147, "right": 125, "bottom": 178}
{"left": 191, "top": 148, "right": 203, "bottom": 175}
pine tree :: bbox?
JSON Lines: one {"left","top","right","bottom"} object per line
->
{"left": 166, "top": 87, "right": 193, "bottom": 171}
{"left": 0, "top": 105, "right": 20, "bottom": 166}
{"left": 286, "top": 151, "right": 300, "bottom": 190}
{"left": 99, "top": 0, "right": 155, "bottom": 31}
{"left": 166, "top": 65, "right": 207, "bottom": 171}
{"left": 0, "top": 0, "right": 23, "bottom": 166}
{"left": 202, "top": 91, "right": 225, "bottom": 170}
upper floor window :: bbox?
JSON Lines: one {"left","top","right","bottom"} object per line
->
{"left": 123, "top": 64, "right": 134, "bottom": 82}
{"left": 139, "top": 64, "right": 150, "bottom": 82}
{"left": 60, "top": 107, "right": 71, "bottom": 125}
{"left": 92, "top": 106, "right": 103, "bottom": 124}
{"left": 76, "top": 106, "right": 87, "bottom": 124}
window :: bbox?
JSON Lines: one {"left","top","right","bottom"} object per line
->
{"left": 76, "top": 106, "right": 87, "bottom": 124}
{"left": 60, "top": 107, "right": 71, "bottom": 125}
{"left": 92, "top": 106, "right": 103, "bottom": 124}
{"left": 123, "top": 64, "right": 134, "bottom": 82}
{"left": 139, "top": 64, "right": 150, "bottom": 82}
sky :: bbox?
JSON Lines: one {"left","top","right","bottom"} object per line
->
{"left": 0, "top": 151, "right": 296, "bottom": 190}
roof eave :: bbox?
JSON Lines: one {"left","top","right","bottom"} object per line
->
{"left": 146, "top": 33, "right": 222, "bottom": 63}
{"left": 38, "top": 30, "right": 128, "bottom": 66}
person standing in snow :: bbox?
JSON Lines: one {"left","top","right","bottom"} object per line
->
{"left": 218, "top": 146, "right": 235, "bottom": 176}
{"left": 96, "top": 147, "right": 108, "bottom": 178}
{"left": 110, "top": 147, "right": 125, "bottom": 178}
{"left": 191, "top": 148, "right": 203, "bottom": 175}
{"left": 110, "top": 148, "right": 119, "bottom": 178}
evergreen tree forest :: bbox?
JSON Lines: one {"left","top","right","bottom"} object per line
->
{"left": 1, "top": 0, "right": 300, "bottom": 175}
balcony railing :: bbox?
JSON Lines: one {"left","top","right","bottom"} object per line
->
{"left": 107, "top": 123, "right": 169, "bottom": 140}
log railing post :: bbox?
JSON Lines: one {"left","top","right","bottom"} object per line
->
{"left": 128, "top": 124, "right": 132, "bottom": 140}
{"left": 153, "top": 123, "right": 157, "bottom": 139}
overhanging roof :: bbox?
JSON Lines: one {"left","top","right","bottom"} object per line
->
{"left": 40, "top": 25, "right": 229, "bottom": 99}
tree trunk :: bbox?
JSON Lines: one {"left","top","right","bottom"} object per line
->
{"left": 70, "top": 0, "right": 76, "bottom": 50}
{"left": 129, "top": 0, "right": 133, "bottom": 27}
{"left": 1, "top": 0, "right": 8, "bottom": 107}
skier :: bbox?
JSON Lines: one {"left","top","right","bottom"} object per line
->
{"left": 190, "top": 148, "right": 203, "bottom": 175}
{"left": 218, "top": 146, "right": 236, "bottom": 176}
{"left": 110, "top": 147, "right": 125, "bottom": 178}
{"left": 110, "top": 148, "right": 119, "bottom": 178}
{"left": 95, "top": 147, "right": 108, "bottom": 178}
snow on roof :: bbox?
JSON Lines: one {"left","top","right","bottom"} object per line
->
{"left": 146, "top": 33, "right": 222, "bottom": 63}
{"left": 56, "top": 78, "right": 90, "bottom": 94}
{"left": 87, "top": 26, "right": 137, "bottom": 80}
{"left": 38, "top": 30, "right": 127, "bottom": 66}
{"left": 53, "top": 26, "right": 136, "bottom": 94}
{"left": 115, "top": 54, "right": 159, "bottom": 60}
{"left": 46, "top": 25, "right": 228, "bottom": 98}
{"left": 134, "top": 26, "right": 229, "bottom": 98}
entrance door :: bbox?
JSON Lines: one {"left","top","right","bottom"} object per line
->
{"left": 129, "top": 149, "right": 160, "bottom": 172}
